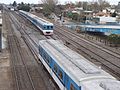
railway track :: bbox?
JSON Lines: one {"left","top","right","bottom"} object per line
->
{"left": 12, "top": 11, "right": 59, "bottom": 45}
{"left": 27, "top": 12, "right": 120, "bottom": 55}
{"left": 13, "top": 11, "right": 43, "bottom": 33}
{"left": 13, "top": 11, "right": 120, "bottom": 80}
{"left": 4, "top": 10, "right": 37, "bottom": 90}
{"left": 55, "top": 25, "right": 120, "bottom": 59}
{"left": 55, "top": 23, "right": 120, "bottom": 55}
{"left": 4, "top": 10, "right": 20, "bottom": 90}
{"left": 6, "top": 10, "right": 59, "bottom": 90}
{"left": 54, "top": 25, "right": 120, "bottom": 80}
{"left": 13, "top": 11, "right": 59, "bottom": 40}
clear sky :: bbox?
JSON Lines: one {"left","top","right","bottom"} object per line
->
{"left": 0, "top": 0, "right": 119, "bottom": 5}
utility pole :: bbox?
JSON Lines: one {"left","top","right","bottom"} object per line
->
{"left": 0, "top": 25, "right": 1, "bottom": 52}
{"left": 60, "top": 12, "right": 64, "bottom": 26}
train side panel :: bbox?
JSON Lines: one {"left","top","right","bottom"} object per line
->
{"left": 39, "top": 45, "right": 65, "bottom": 90}
{"left": 19, "top": 10, "right": 53, "bottom": 35}
{"left": 39, "top": 45, "right": 81, "bottom": 90}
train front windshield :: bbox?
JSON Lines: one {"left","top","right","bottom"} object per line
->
{"left": 44, "top": 25, "right": 53, "bottom": 30}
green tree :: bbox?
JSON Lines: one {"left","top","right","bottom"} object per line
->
{"left": 98, "top": 0, "right": 110, "bottom": 11}
{"left": 71, "top": 13, "right": 79, "bottom": 21}
{"left": 107, "top": 34, "right": 120, "bottom": 46}
{"left": 83, "top": 2, "right": 88, "bottom": 10}
{"left": 41, "top": 0, "right": 58, "bottom": 16}
{"left": 17, "top": 2, "right": 31, "bottom": 12}
{"left": 67, "top": 12, "right": 72, "bottom": 18}
{"left": 75, "top": 1, "right": 82, "bottom": 7}
{"left": 12, "top": 1, "right": 17, "bottom": 7}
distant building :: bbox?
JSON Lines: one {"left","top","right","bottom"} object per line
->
{"left": 30, "top": 6, "right": 43, "bottom": 13}
{"left": 116, "top": 2, "right": 120, "bottom": 12}
{"left": 0, "top": 4, "right": 3, "bottom": 10}
{"left": 83, "top": 10, "right": 93, "bottom": 15}
{"left": 98, "top": 16, "right": 116, "bottom": 24}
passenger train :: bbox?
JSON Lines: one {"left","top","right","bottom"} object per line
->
{"left": 38, "top": 39, "right": 120, "bottom": 90}
{"left": 79, "top": 24, "right": 120, "bottom": 35}
{"left": 19, "top": 10, "right": 54, "bottom": 35}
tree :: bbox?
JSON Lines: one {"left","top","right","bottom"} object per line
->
{"left": 75, "top": 1, "right": 82, "bottom": 7}
{"left": 71, "top": 13, "right": 79, "bottom": 21}
{"left": 67, "top": 12, "right": 72, "bottom": 18}
{"left": 107, "top": 34, "right": 120, "bottom": 46}
{"left": 82, "top": 2, "right": 88, "bottom": 10}
{"left": 41, "top": 0, "right": 58, "bottom": 16}
{"left": 12, "top": 1, "right": 17, "bottom": 7}
{"left": 97, "top": 0, "right": 110, "bottom": 11}
{"left": 91, "top": 1, "right": 99, "bottom": 12}
{"left": 17, "top": 2, "right": 31, "bottom": 12}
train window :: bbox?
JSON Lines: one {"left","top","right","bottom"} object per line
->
{"left": 53, "top": 64, "right": 58, "bottom": 73}
{"left": 43, "top": 53, "right": 46, "bottom": 60}
{"left": 46, "top": 59, "right": 49, "bottom": 63}
{"left": 70, "top": 83, "right": 77, "bottom": 90}
{"left": 51, "top": 26, "right": 53, "bottom": 29}
{"left": 44, "top": 26, "right": 46, "bottom": 29}
{"left": 47, "top": 26, "right": 49, "bottom": 29}
{"left": 46, "top": 56, "right": 50, "bottom": 64}
{"left": 58, "top": 70, "right": 63, "bottom": 80}
{"left": 44, "top": 53, "right": 48, "bottom": 61}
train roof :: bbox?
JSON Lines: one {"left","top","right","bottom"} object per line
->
{"left": 19, "top": 10, "right": 28, "bottom": 15}
{"left": 39, "top": 39, "right": 120, "bottom": 90}
{"left": 19, "top": 10, "right": 53, "bottom": 25}
{"left": 82, "top": 79, "right": 120, "bottom": 90}
{"left": 34, "top": 16, "right": 53, "bottom": 25}
{"left": 80, "top": 24, "right": 120, "bottom": 29}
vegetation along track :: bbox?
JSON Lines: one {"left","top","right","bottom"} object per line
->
{"left": 54, "top": 24, "right": 120, "bottom": 80}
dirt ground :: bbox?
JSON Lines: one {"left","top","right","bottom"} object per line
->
{"left": 0, "top": 12, "right": 14, "bottom": 90}
{"left": 0, "top": 49, "right": 13, "bottom": 90}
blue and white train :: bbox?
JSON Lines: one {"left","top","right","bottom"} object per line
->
{"left": 79, "top": 24, "right": 120, "bottom": 35}
{"left": 38, "top": 39, "right": 120, "bottom": 90}
{"left": 19, "top": 10, "right": 54, "bottom": 35}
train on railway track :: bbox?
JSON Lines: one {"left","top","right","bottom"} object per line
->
{"left": 38, "top": 39, "right": 120, "bottom": 90}
{"left": 19, "top": 10, "right": 54, "bottom": 35}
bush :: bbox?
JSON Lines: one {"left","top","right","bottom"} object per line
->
{"left": 107, "top": 34, "right": 120, "bottom": 46}
{"left": 17, "top": 4, "right": 31, "bottom": 12}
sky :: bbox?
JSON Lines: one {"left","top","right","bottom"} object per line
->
{"left": 0, "top": 0, "right": 119, "bottom": 5}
